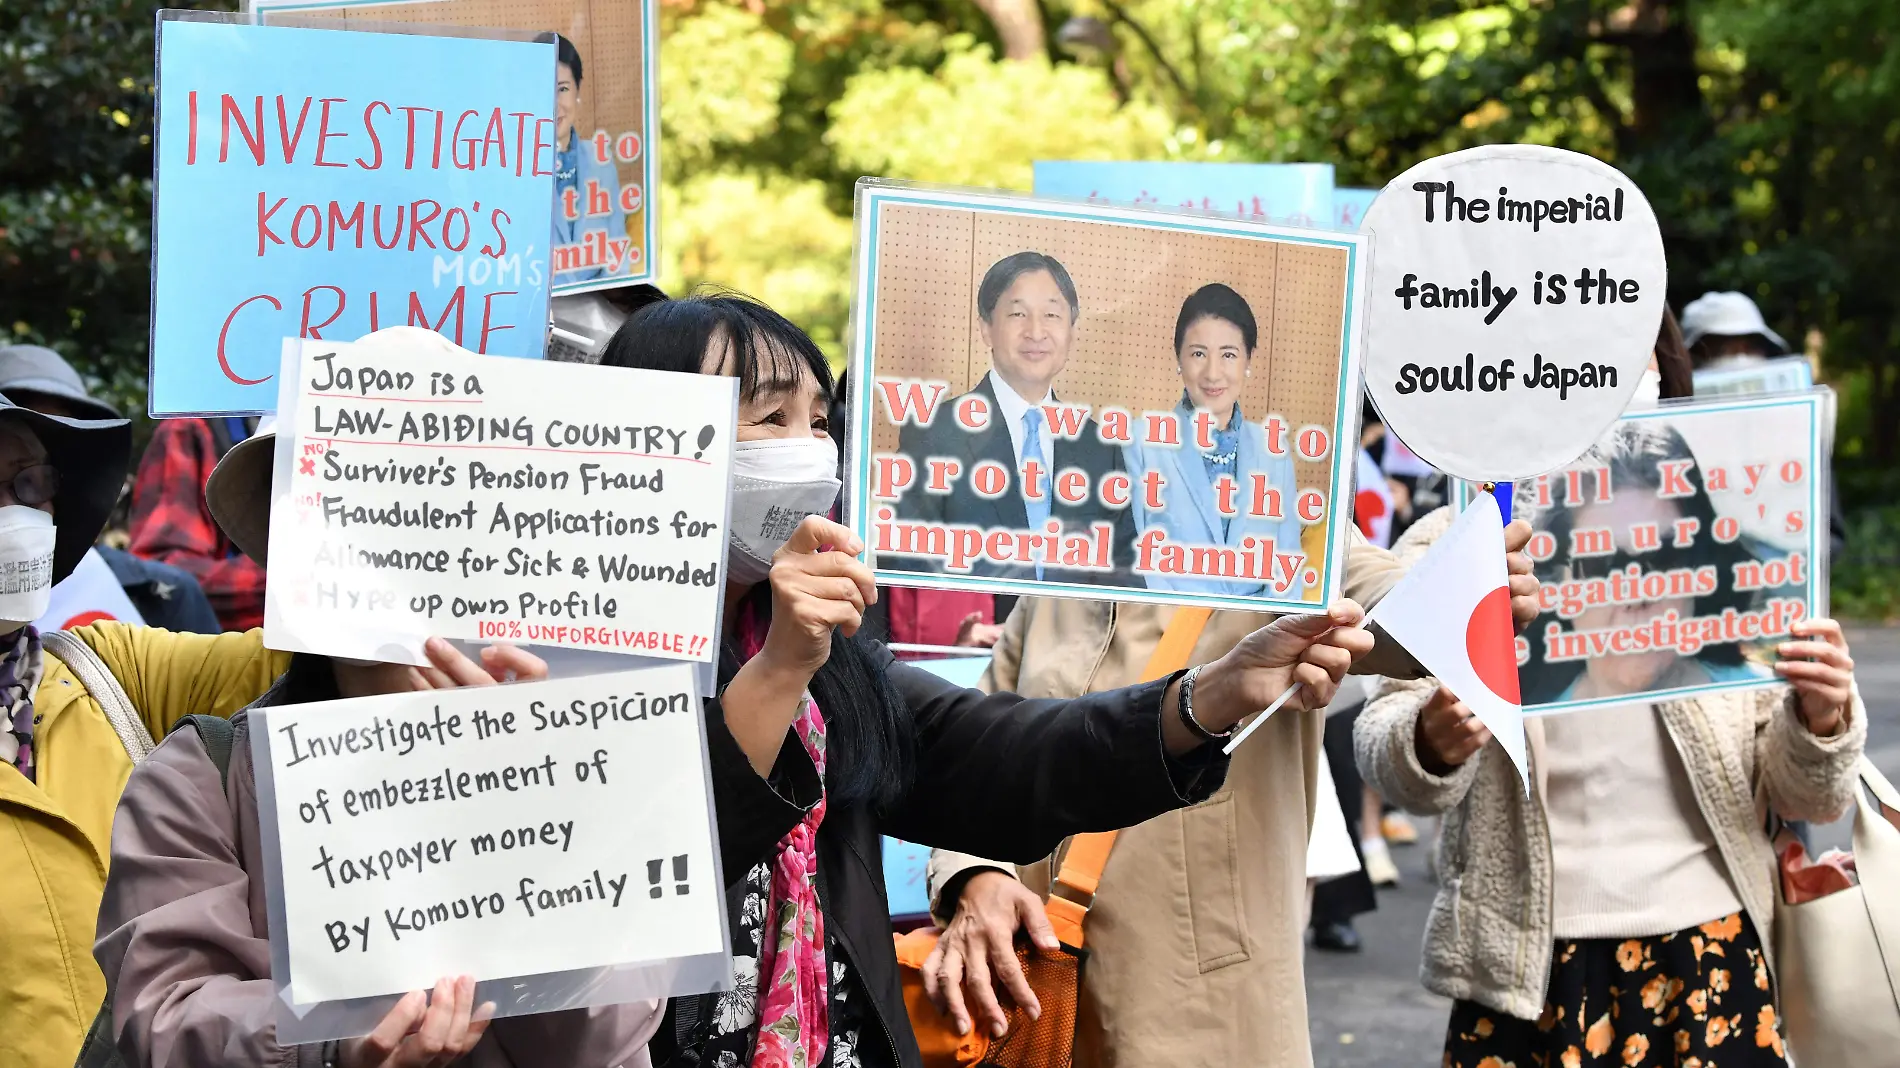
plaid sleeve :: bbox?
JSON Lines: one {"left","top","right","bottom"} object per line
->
{"left": 127, "top": 420, "right": 267, "bottom": 632}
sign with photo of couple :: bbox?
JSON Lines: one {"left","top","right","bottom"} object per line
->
{"left": 1471, "top": 391, "right": 1834, "bottom": 715}
{"left": 251, "top": 0, "right": 660, "bottom": 294}
{"left": 845, "top": 182, "right": 1369, "bottom": 614}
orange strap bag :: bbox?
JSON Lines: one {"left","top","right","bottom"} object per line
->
{"left": 893, "top": 607, "right": 1214, "bottom": 1068}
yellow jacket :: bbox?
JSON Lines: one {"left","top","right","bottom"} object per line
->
{"left": 1, "top": 623, "right": 288, "bottom": 1068}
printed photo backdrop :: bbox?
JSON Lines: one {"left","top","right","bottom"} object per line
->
{"left": 849, "top": 183, "right": 1367, "bottom": 614}
{"left": 253, "top": 0, "right": 658, "bottom": 293}
{"left": 1480, "top": 391, "right": 1833, "bottom": 714}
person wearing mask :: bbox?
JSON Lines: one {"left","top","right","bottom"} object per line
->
{"left": 94, "top": 479, "right": 660, "bottom": 1066}
{"left": 1354, "top": 317, "right": 1865, "bottom": 1068}
{"left": 1122, "top": 283, "right": 1304, "bottom": 596}
{"left": 551, "top": 34, "right": 631, "bottom": 286}
{"left": 596, "top": 294, "right": 1377, "bottom": 1068}
{"left": 1680, "top": 291, "right": 1792, "bottom": 371}
{"left": 0, "top": 345, "right": 219, "bottom": 634}
{"left": 893, "top": 252, "right": 1136, "bottom": 584}
{"left": 0, "top": 385, "right": 304, "bottom": 1068}
{"left": 128, "top": 412, "right": 266, "bottom": 632}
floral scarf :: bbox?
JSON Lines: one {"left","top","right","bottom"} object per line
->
{"left": 0, "top": 626, "right": 45, "bottom": 781}
{"left": 741, "top": 617, "right": 831, "bottom": 1068}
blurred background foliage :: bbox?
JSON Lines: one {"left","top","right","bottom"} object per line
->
{"left": 3, "top": 0, "right": 1896, "bottom": 613}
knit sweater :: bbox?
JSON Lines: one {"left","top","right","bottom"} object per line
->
{"left": 1353, "top": 506, "right": 1867, "bottom": 1020}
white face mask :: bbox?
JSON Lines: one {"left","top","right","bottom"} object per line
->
{"left": 0, "top": 506, "right": 56, "bottom": 628}
{"left": 726, "top": 437, "right": 842, "bottom": 584}
{"left": 1628, "top": 367, "right": 1663, "bottom": 409}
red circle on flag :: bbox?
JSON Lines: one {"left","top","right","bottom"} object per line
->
{"left": 1464, "top": 586, "right": 1521, "bottom": 704}
{"left": 61, "top": 611, "right": 117, "bottom": 630}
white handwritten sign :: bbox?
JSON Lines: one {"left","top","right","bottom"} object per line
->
{"left": 264, "top": 334, "right": 737, "bottom": 664}
{"left": 1361, "top": 145, "right": 1666, "bottom": 482}
{"left": 254, "top": 666, "right": 726, "bottom": 1007}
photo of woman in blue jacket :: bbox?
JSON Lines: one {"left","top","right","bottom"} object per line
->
{"left": 1124, "top": 283, "right": 1305, "bottom": 595}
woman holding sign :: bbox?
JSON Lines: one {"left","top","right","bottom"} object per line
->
{"left": 88, "top": 330, "right": 668, "bottom": 1068}
{"left": 1123, "top": 283, "right": 1305, "bottom": 595}
{"left": 597, "top": 295, "right": 1376, "bottom": 1068}
{"left": 0, "top": 390, "right": 311, "bottom": 1068}
{"left": 1355, "top": 349, "right": 1866, "bottom": 1068}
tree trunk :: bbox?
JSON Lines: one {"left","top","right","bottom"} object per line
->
{"left": 1610, "top": 0, "right": 1706, "bottom": 154}
{"left": 971, "top": 0, "right": 1045, "bottom": 60}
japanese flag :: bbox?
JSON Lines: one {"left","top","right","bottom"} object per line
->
{"left": 1353, "top": 448, "right": 1394, "bottom": 548}
{"left": 1368, "top": 493, "right": 1527, "bottom": 788}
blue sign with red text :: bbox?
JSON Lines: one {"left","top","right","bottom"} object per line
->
{"left": 1033, "top": 161, "right": 1334, "bottom": 227}
{"left": 150, "top": 18, "right": 555, "bottom": 416}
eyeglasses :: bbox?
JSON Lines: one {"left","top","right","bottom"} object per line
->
{"left": 0, "top": 465, "right": 59, "bottom": 508}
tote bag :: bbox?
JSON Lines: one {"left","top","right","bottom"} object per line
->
{"left": 1775, "top": 758, "right": 1900, "bottom": 1067}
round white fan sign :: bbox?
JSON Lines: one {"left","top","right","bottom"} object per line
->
{"left": 1360, "top": 145, "right": 1666, "bottom": 482}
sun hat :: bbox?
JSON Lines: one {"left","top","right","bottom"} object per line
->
{"left": 0, "top": 393, "right": 131, "bottom": 583}
{"left": 0, "top": 344, "right": 124, "bottom": 422}
{"left": 1679, "top": 291, "right": 1790, "bottom": 354}
{"left": 205, "top": 327, "right": 471, "bottom": 564}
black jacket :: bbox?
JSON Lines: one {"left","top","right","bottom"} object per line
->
{"left": 670, "top": 640, "right": 1226, "bottom": 1068}
{"left": 893, "top": 373, "right": 1138, "bottom": 584}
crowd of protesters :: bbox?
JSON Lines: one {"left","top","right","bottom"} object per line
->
{"left": 0, "top": 285, "right": 1869, "bottom": 1068}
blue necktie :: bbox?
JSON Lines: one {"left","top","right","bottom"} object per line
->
{"left": 1023, "top": 409, "right": 1050, "bottom": 580}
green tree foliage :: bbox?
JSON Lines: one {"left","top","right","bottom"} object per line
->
{"left": 6, "top": 2, "right": 1895, "bottom": 544}
{"left": 0, "top": 0, "right": 202, "bottom": 416}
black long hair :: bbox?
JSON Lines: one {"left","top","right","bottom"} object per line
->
{"left": 1173, "top": 283, "right": 1258, "bottom": 354}
{"left": 599, "top": 293, "right": 916, "bottom": 811}
{"left": 1655, "top": 306, "right": 1693, "bottom": 401}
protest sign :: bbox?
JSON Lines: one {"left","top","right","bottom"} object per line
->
{"left": 1334, "top": 187, "right": 1378, "bottom": 231}
{"left": 881, "top": 653, "right": 991, "bottom": 919}
{"left": 1033, "top": 161, "right": 1334, "bottom": 226}
{"left": 1476, "top": 391, "right": 1832, "bottom": 715}
{"left": 251, "top": 665, "right": 727, "bottom": 1034}
{"left": 252, "top": 0, "right": 659, "bottom": 295}
{"left": 1359, "top": 145, "right": 1666, "bottom": 482}
{"left": 264, "top": 331, "right": 736, "bottom": 664}
{"left": 849, "top": 182, "right": 1368, "bottom": 614}
{"left": 150, "top": 15, "right": 556, "bottom": 417}
{"left": 1693, "top": 356, "right": 1815, "bottom": 398}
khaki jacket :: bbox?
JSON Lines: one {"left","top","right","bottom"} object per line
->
{"left": 929, "top": 536, "right": 1408, "bottom": 1068}
{"left": 1354, "top": 507, "right": 1868, "bottom": 1021}
{"left": 0, "top": 623, "right": 287, "bottom": 1068}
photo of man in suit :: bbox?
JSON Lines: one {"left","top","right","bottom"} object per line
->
{"left": 895, "top": 251, "right": 1136, "bottom": 583}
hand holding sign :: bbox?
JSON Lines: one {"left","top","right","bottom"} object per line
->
{"left": 341, "top": 975, "right": 492, "bottom": 1068}
{"left": 722, "top": 515, "right": 876, "bottom": 775}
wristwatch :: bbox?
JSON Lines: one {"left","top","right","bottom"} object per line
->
{"left": 1177, "top": 665, "right": 1237, "bottom": 744}
{"left": 320, "top": 1040, "right": 342, "bottom": 1068}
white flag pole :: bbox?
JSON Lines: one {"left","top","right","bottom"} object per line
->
{"left": 1221, "top": 617, "right": 1371, "bottom": 756}
{"left": 1223, "top": 481, "right": 1509, "bottom": 758}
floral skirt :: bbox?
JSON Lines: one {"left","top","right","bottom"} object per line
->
{"left": 1444, "top": 912, "right": 1787, "bottom": 1068}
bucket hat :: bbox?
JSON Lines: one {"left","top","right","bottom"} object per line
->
{"left": 0, "top": 345, "right": 123, "bottom": 422}
{"left": 0, "top": 394, "right": 131, "bottom": 583}
{"left": 1679, "top": 291, "right": 1790, "bottom": 354}
{"left": 205, "top": 327, "right": 471, "bottom": 565}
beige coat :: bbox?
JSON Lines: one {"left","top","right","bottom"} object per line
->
{"left": 929, "top": 537, "right": 1408, "bottom": 1068}
{"left": 1352, "top": 506, "right": 1868, "bottom": 1021}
